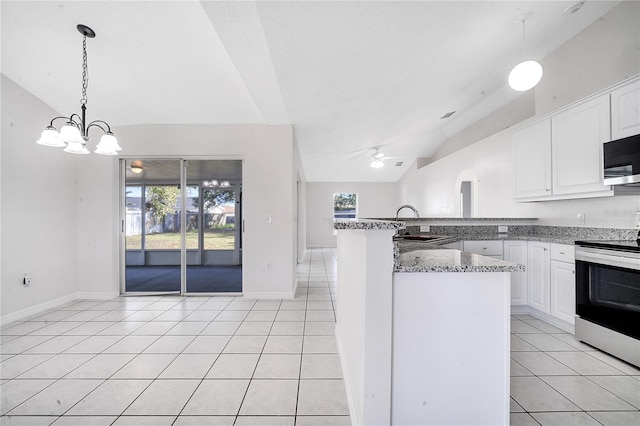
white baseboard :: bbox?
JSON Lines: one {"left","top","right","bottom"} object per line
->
{"left": 75, "top": 291, "right": 120, "bottom": 300}
{"left": 511, "top": 305, "right": 575, "bottom": 334}
{"left": 242, "top": 291, "right": 296, "bottom": 300}
{"left": 1, "top": 293, "right": 77, "bottom": 325}
{"left": 1, "top": 291, "right": 120, "bottom": 325}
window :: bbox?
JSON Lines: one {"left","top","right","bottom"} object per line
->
{"left": 334, "top": 193, "right": 357, "bottom": 219}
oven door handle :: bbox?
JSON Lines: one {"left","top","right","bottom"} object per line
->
{"left": 575, "top": 250, "right": 640, "bottom": 271}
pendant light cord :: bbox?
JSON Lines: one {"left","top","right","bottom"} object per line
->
{"left": 81, "top": 35, "right": 89, "bottom": 106}
{"left": 521, "top": 19, "right": 527, "bottom": 59}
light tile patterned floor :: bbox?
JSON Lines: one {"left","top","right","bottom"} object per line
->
{"left": 2, "top": 248, "right": 639, "bottom": 425}
{"left": 510, "top": 315, "right": 640, "bottom": 425}
{"left": 0, "top": 248, "right": 349, "bottom": 426}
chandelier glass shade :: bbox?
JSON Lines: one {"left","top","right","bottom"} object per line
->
{"left": 36, "top": 24, "right": 121, "bottom": 155}
{"left": 508, "top": 17, "right": 543, "bottom": 92}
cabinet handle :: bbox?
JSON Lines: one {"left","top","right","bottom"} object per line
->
{"left": 546, "top": 188, "right": 550, "bottom": 192}
{"left": 544, "top": 248, "right": 548, "bottom": 251}
{"left": 559, "top": 251, "right": 565, "bottom": 255}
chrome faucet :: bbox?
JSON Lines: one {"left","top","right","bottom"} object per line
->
{"left": 395, "top": 204, "right": 419, "bottom": 221}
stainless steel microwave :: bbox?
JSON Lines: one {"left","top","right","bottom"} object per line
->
{"left": 603, "top": 133, "right": 640, "bottom": 185}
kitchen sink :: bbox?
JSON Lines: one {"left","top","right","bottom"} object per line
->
{"left": 394, "top": 234, "right": 451, "bottom": 242}
{"left": 399, "top": 235, "right": 443, "bottom": 241}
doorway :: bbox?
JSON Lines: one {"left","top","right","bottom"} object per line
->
{"left": 121, "top": 158, "right": 243, "bottom": 294}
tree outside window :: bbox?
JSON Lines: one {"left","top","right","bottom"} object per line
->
{"left": 334, "top": 193, "right": 357, "bottom": 219}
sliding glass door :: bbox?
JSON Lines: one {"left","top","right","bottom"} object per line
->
{"left": 185, "top": 160, "right": 242, "bottom": 293}
{"left": 121, "top": 158, "right": 242, "bottom": 295}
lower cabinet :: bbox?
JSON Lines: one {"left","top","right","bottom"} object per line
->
{"left": 549, "top": 245, "right": 576, "bottom": 325}
{"left": 527, "top": 241, "right": 551, "bottom": 314}
{"left": 504, "top": 241, "right": 527, "bottom": 305}
{"left": 463, "top": 239, "right": 576, "bottom": 326}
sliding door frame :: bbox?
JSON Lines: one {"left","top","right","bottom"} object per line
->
{"left": 119, "top": 156, "right": 244, "bottom": 296}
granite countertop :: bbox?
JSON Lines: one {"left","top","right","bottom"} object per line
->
{"left": 395, "top": 249, "right": 526, "bottom": 273}
{"left": 374, "top": 217, "right": 539, "bottom": 222}
{"left": 334, "top": 219, "right": 406, "bottom": 231}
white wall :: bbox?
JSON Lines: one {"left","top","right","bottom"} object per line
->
{"left": 1, "top": 75, "right": 79, "bottom": 320}
{"left": 78, "top": 124, "right": 298, "bottom": 299}
{"left": 306, "top": 182, "right": 398, "bottom": 247}
{"left": 398, "top": 1, "right": 640, "bottom": 229}
{"left": 293, "top": 135, "right": 307, "bottom": 263}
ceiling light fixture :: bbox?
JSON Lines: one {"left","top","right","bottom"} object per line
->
{"left": 508, "top": 16, "right": 543, "bottom": 92}
{"left": 370, "top": 147, "right": 385, "bottom": 168}
{"left": 130, "top": 161, "right": 143, "bottom": 174}
{"left": 36, "top": 24, "right": 121, "bottom": 155}
{"left": 203, "top": 180, "right": 230, "bottom": 188}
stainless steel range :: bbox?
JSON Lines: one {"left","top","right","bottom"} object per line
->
{"left": 574, "top": 239, "right": 640, "bottom": 367}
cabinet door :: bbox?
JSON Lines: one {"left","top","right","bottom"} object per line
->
{"left": 512, "top": 119, "right": 552, "bottom": 199}
{"left": 527, "top": 242, "right": 550, "bottom": 314}
{"left": 550, "top": 260, "right": 576, "bottom": 325}
{"left": 551, "top": 94, "right": 611, "bottom": 195}
{"left": 611, "top": 79, "right": 640, "bottom": 139}
{"left": 504, "top": 241, "right": 527, "bottom": 305}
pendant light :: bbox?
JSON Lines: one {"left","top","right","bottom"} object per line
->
{"left": 508, "top": 17, "right": 543, "bottom": 92}
{"left": 36, "top": 24, "right": 121, "bottom": 155}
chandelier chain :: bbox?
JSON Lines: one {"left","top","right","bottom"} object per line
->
{"left": 81, "top": 36, "right": 89, "bottom": 106}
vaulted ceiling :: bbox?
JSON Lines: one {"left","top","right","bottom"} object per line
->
{"left": 1, "top": 1, "right": 621, "bottom": 181}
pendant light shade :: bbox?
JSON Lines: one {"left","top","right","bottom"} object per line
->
{"left": 64, "top": 140, "right": 90, "bottom": 155}
{"left": 508, "top": 60, "right": 543, "bottom": 91}
{"left": 36, "top": 126, "right": 66, "bottom": 147}
{"left": 59, "top": 123, "right": 82, "bottom": 143}
{"left": 94, "top": 133, "right": 121, "bottom": 155}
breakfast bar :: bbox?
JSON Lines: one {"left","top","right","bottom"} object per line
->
{"left": 334, "top": 219, "right": 524, "bottom": 426}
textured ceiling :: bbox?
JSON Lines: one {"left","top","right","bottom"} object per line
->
{"left": 1, "top": 1, "right": 622, "bottom": 182}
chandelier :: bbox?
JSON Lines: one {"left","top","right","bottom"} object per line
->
{"left": 36, "top": 24, "right": 121, "bottom": 155}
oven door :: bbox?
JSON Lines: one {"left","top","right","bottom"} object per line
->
{"left": 576, "top": 247, "right": 640, "bottom": 340}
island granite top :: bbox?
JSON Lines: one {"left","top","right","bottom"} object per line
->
{"left": 334, "top": 219, "right": 406, "bottom": 231}
{"left": 395, "top": 249, "right": 525, "bottom": 273}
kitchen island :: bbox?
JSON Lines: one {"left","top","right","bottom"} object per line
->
{"left": 334, "top": 219, "right": 523, "bottom": 426}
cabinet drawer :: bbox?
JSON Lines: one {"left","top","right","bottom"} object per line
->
{"left": 464, "top": 240, "right": 503, "bottom": 256}
{"left": 550, "top": 244, "right": 575, "bottom": 263}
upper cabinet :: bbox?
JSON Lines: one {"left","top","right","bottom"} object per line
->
{"left": 551, "top": 94, "right": 610, "bottom": 196}
{"left": 611, "top": 79, "right": 640, "bottom": 139}
{"left": 512, "top": 75, "right": 640, "bottom": 202}
{"left": 513, "top": 119, "right": 551, "bottom": 199}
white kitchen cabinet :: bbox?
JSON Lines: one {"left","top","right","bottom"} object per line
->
{"left": 611, "top": 78, "right": 640, "bottom": 139}
{"left": 512, "top": 119, "right": 552, "bottom": 199}
{"left": 551, "top": 94, "right": 611, "bottom": 196}
{"left": 549, "top": 244, "right": 576, "bottom": 326}
{"left": 527, "top": 241, "right": 550, "bottom": 314}
{"left": 550, "top": 260, "right": 576, "bottom": 325}
{"left": 504, "top": 241, "right": 528, "bottom": 306}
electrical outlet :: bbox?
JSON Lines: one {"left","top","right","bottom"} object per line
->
{"left": 635, "top": 211, "right": 640, "bottom": 229}
{"left": 577, "top": 213, "right": 585, "bottom": 225}
{"left": 23, "top": 274, "right": 32, "bottom": 286}
{"left": 498, "top": 225, "right": 508, "bottom": 233}
{"left": 266, "top": 262, "right": 272, "bottom": 271}
{"left": 420, "top": 225, "right": 430, "bottom": 233}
